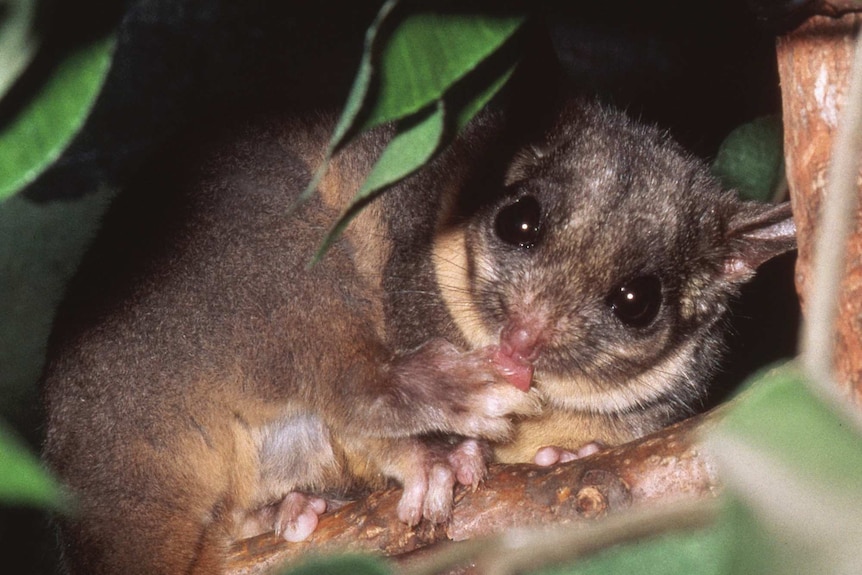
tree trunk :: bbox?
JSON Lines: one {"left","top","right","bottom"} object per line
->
{"left": 777, "top": 12, "right": 862, "bottom": 402}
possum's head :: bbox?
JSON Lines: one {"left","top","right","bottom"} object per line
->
{"left": 433, "top": 100, "right": 796, "bottom": 417}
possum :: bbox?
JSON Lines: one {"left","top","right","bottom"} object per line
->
{"left": 41, "top": 97, "right": 796, "bottom": 574}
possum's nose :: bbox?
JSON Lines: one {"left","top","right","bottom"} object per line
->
{"left": 499, "top": 322, "right": 543, "bottom": 363}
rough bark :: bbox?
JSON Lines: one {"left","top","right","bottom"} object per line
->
{"left": 777, "top": 13, "right": 862, "bottom": 403}
{"left": 226, "top": 410, "right": 722, "bottom": 575}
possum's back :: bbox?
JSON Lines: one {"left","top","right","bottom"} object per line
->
{"left": 39, "top": 113, "right": 388, "bottom": 573}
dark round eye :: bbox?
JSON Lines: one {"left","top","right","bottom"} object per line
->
{"left": 494, "top": 195, "right": 542, "bottom": 248}
{"left": 606, "top": 275, "right": 663, "bottom": 328}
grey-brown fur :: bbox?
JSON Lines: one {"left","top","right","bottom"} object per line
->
{"left": 41, "top": 99, "right": 795, "bottom": 574}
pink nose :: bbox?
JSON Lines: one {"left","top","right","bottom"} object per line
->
{"left": 499, "top": 317, "right": 544, "bottom": 362}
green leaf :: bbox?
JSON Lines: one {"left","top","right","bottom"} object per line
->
{"left": 711, "top": 116, "right": 785, "bottom": 203}
{"left": 715, "top": 365, "right": 862, "bottom": 493}
{"left": 0, "top": 422, "right": 65, "bottom": 510}
{"left": 332, "top": 1, "right": 526, "bottom": 147}
{"left": 308, "top": 5, "right": 525, "bottom": 261}
{"left": 325, "top": 0, "right": 400, "bottom": 155}
{"left": 707, "top": 364, "right": 862, "bottom": 574}
{"left": 301, "top": 0, "right": 400, "bottom": 203}
{"left": 365, "top": 8, "right": 525, "bottom": 132}
{"left": 312, "top": 101, "right": 445, "bottom": 263}
{"left": 535, "top": 522, "right": 732, "bottom": 575}
{"left": 0, "top": 0, "right": 40, "bottom": 102}
{"left": 360, "top": 101, "right": 445, "bottom": 198}
{"left": 308, "top": 2, "right": 526, "bottom": 202}
{"left": 276, "top": 554, "right": 391, "bottom": 575}
{"left": 452, "top": 58, "right": 517, "bottom": 132}
{"left": 313, "top": 53, "right": 516, "bottom": 263}
{"left": 0, "top": 32, "right": 116, "bottom": 201}
{"left": 720, "top": 496, "right": 786, "bottom": 575}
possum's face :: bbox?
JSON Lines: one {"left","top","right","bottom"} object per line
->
{"left": 432, "top": 102, "right": 795, "bottom": 416}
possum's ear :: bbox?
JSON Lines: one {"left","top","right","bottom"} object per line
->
{"left": 504, "top": 144, "right": 549, "bottom": 186}
{"left": 724, "top": 201, "right": 797, "bottom": 282}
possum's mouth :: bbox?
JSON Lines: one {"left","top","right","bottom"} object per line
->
{"left": 491, "top": 347, "right": 534, "bottom": 391}
{"left": 491, "top": 321, "right": 544, "bottom": 392}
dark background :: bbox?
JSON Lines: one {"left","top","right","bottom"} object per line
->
{"left": 0, "top": 1, "right": 798, "bottom": 572}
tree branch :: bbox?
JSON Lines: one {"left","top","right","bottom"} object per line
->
{"left": 226, "top": 408, "right": 723, "bottom": 575}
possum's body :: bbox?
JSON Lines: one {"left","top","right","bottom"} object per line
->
{"left": 41, "top": 99, "right": 795, "bottom": 574}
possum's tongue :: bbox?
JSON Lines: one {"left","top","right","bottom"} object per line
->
{"left": 493, "top": 348, "right": 534, "bottom": 392}
{"left": 494, "top": 323, "right": 541, "bottom": 392}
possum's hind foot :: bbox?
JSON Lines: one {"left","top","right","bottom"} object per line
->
{"left": 272, "top": 492, "right": 327, "bottom": 542}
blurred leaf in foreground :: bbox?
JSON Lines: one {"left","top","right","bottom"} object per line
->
{"left": 277, "top": 553, "right": 390, "bottom": 575}
{"left": 708, "top": 364, "right": 862, "bottom": 574}
{"left": 711, "top": 116, "right": 785, "bottom": 203}
{"left": 535, "top": 519, "right": 732, "bottom": 575}
{"left": 0, "top": 421, "right": 65, "bottom": 510}
{"left": 0, "top": 32, "right": 115, "bottom": 201}
{"left": 0, "top": 0, "right": 40, "bottom": 103}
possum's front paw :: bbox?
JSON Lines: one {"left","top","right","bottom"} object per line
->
{"left": 446, "top": 438, "right": 488, "bottom": 488}
{"left": 396, "top": 438, "right": 490, "bottom": 526}
{"left": 533, "top": 441, "right": 605, "bottom": 466}
{"left": 395, "top": 339, "right": 541, "bottom": 441}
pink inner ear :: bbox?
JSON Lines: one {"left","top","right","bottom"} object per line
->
{"left": 741, "top": 217, "right": 797, "bottom": 242}
{"left": 724, "top": 201, "right": 796, "bottom": 282}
